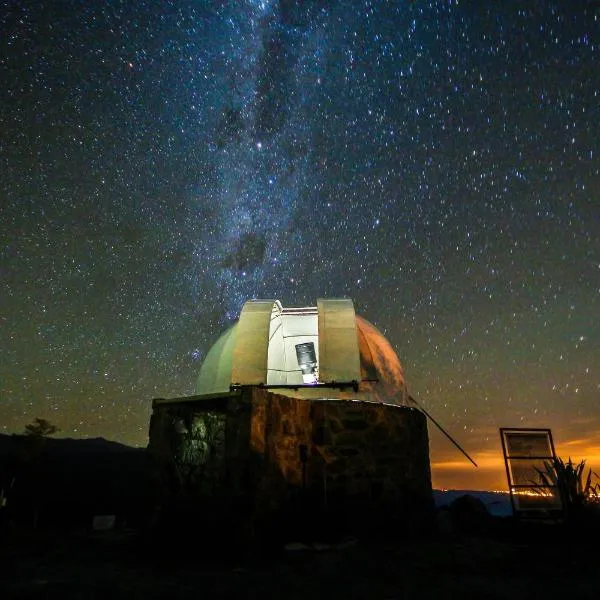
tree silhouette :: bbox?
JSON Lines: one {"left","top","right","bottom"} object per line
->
{"left": 24, "top": 418, "right": 59, "bottom": 438}
{"left": 1, "top": 419, "right": 61, "bottom": 530}
{"left": 17, "top": 418, "right": 60, "bottom": 527}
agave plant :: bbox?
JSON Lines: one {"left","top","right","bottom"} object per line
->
{"left": 536, "top": 457, "right": 600, "bottom": 515}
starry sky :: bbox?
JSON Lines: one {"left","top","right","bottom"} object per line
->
{"left": 1, "top": 0, "right": 599, "bottom": 490}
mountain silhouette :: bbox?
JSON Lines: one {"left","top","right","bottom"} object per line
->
{"left": 0, "top": 434, "right": 154, "bottom": 530}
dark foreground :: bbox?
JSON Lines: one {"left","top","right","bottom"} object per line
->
{"left": 1, "top": 522, "right": 598, "bottom": 599}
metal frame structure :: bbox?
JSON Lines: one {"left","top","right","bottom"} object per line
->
{"left": 500, "top": 427, "right": 563, "bottom": 518}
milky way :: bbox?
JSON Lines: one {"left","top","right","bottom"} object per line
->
{"left": 1, "top": 1, "right": 599, "bottom": 489}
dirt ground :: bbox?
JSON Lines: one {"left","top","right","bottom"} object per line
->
{"left": 1, "top": 522, "right": 598, "bottom": 599}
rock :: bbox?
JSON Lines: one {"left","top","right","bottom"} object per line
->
{"left": 448, "top": 494, "right": 491, "bottom": 534}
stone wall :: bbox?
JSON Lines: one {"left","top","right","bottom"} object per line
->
{"left": 250, "top": 389, "right": 311, "bottom": 485}
{"left": 148, "top": 388, "right": 433, "bottom": 545}
{"left": 148, "top": 399, "right": 230, "bottom": 494}
{"left": 147, "top": 393, "right": 257, "bottom": 547}
{"left": 308, "top": 400, "right": 433, "bottom": 536}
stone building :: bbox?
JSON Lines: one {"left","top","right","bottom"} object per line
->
{"left": 148, "top": 299, "right": 433, "bottom": 545}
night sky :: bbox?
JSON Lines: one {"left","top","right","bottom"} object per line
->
{"left": 2, "top": 1, "right": 599, "bottom": 490}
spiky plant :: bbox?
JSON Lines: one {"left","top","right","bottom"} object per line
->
{"left": 536, "top": 457, "right": 600, "bottom": 517}
{"left": 589, "top": 477, "right": 600, "bottom": 505}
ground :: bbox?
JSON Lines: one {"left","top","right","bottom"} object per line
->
{"left": 1, "top": 521, "right": 598, "bottom": 599}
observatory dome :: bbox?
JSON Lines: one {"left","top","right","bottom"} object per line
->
{"left": 195, "top": 299, "right": 409, "bottom": 405}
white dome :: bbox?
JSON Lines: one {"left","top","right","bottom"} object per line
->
{"left": 196, "top": 298, "right": 409, "bottom": 405}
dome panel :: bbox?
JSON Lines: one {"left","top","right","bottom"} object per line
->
{"left": 231, "top": 299, "right": 279, "bottom": 385}
{"left": 317, "top": 298, "right": 361, "bottom": 383}
{"left": 355, "top": 315, "right": 407, "bottom": 404}
{"left": 195, "top": 324, "right": 237, "bottom": 395}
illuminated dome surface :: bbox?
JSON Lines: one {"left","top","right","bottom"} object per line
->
{"left": 196, "top": 299, "right": 409, "bottom": 405}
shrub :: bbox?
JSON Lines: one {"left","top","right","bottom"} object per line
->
{"left": 536, "top": 457, "right": 600, "bottom": 520}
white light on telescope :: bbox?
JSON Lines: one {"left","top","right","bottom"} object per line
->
{"left": 295, "top": 342, "right": 318, "bottom": 385}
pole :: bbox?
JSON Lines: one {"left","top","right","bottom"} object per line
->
{"left": 409, "top": 395, "right": 478, "bottom": 468}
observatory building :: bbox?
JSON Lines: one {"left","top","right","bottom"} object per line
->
{"left": 148, "top": 299, "right": 433, "bottom": 544}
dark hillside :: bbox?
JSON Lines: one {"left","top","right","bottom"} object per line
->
{"left": 0, "top": 434, "right": 154, "bottom": 530}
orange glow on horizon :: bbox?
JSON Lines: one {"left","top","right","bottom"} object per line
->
{"left": 430, "top": 440, "right": 600, "bottom": 492}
